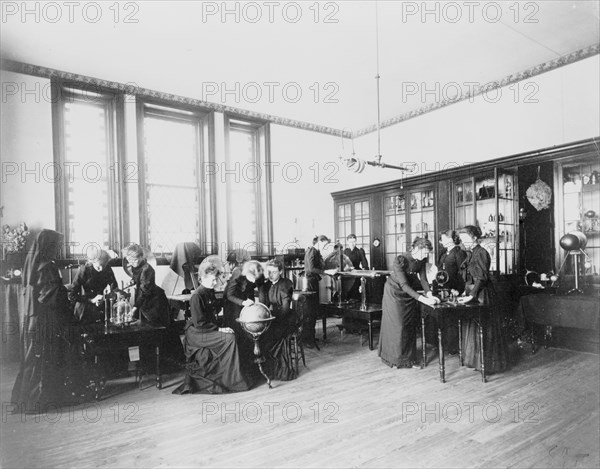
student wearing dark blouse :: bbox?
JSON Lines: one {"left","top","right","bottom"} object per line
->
{"left": 123, "top": 244, "right": 169, "bottom": 327}
{"left": 431, "top": 230, "right": 467, "bottom": 353}
{"left": 302, "top": 235, "right": 335, "bottom": 348}
{"left": 259, "top": 259, "right": 296, "bottom": 380}
{"left": 378, "top": 237, "right": 440, "bottom": 368}
{"left": 173, "top": 261, "right": 251, "bottom": 394}
{"left": 68, "top": 250, "right": 117, "bottom": 324}
{"left": 457, "top": 225, "right": 509, "bottom": 373}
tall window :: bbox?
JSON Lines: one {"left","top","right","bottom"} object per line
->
{"left": 138, "top": 103, "right": 208, "bottom": 254}
{"left": 226, "top": 118, "right": 272, "bottom": 255}
{"left": 53, "top": 82, "right": 122, "bottom": 257}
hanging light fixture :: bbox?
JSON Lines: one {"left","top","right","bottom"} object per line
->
{"left": 340, "top": 1, "right": 408, "bottom": 176}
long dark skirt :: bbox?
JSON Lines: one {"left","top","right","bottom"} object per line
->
{"left": 262, "top": 322, "right": 296, "bottom": 381}
{"left": 461, "top": 285, "right": 510, "bottom": 373}
{"left": 378, "top": 280, "right": 419, "bottom": 368}
{"left": 173, "top": 326, "right": 252, "bottom": 394}
{"left": 11, "top": 311, "right": 70, "bottom": 412}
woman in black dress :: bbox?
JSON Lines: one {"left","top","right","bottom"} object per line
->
{"left": 258, "top": 259, "right": 296, "bottom": 381}
{"left": 378, "top": 237, "right": 440, "bottom": 368}
{"left": 437, "top": 230, "right": 467, "bottom": 296}
{"left": 11, "top": 229, "right": 70, "bottom": 413}
{"left": 173, "top": 261, "right": 252, "bottom": 394}
{"left": 123, "top": 244, "right": 170, "bottom": 327}
{"left": 123, "top": 244, "right": 184, "bottom": 365}
{"left": 68, "top": 250, "right": 117, "bottom": 324}
{"left": 433, "top": 230, "right": 467, "bottom": 353}
{"left": 223, "top": 259, "right": 263, "bottom": 334}
{"left": 457, "top": 225, "right": 510, "bottom": 373}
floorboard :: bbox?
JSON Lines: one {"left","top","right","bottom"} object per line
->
{"left": 1, "top": 318, "right": 598, "bottom": 468}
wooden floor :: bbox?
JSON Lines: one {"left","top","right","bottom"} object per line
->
{"left": 1, "top": 318, "right": 599, "bottom": 469}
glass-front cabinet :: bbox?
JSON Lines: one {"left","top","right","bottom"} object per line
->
{"left": 384, "top": 186, "right": 436, "bottom": 269}
{"left": 452, "top": 168, "right": 518, "bottom": 276}
{"left": 556, "top": 156, "right": 600, "bottom": 279}
{"left": 336, "top": 199, "right": 371, "bottom": 261}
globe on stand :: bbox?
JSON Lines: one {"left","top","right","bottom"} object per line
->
{"left": 237, "top": 303, "right": 275, "bottom": 388}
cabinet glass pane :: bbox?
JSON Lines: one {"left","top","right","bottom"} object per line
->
{"left": 561, "top": 159, "right": 600, "bottom": 279}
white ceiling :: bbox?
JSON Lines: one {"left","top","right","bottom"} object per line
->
{"left": 1, "top": 1, "right": 599, "bottom": 131}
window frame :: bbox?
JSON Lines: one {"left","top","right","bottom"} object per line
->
{"left": 224, "top": 116, "right": 273, "bottom": 256}
{"left": 51, "top": 79, "right": 126, "bottom": 258}
{"left": 136, "top": 99, "right": 213, "bottom": 255}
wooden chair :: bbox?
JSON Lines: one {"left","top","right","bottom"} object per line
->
{"left": 289, "top": 293, "right": 309, "bottom": 377}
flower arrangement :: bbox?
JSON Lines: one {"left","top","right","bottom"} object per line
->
{"left": 2, "top": 223, "right": 30, "bottom": 253}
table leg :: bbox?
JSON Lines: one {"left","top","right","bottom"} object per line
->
{"left": 421, "top": 316, "right": 427, "bottom": 367}
{"left": 458, "top": 318, "right": 463, "bottom": 366}
{"left": 368, "top": 319, "right": 374, "bottom": 351}
{"left": 438, "top": 327, "right": 445, "bottom": 383}
{"left": 544, "top": 325, "right": 552, "bottom": 349}
{"left": 155, "top": 344, "right": 162, "bottom": 389}
{"left": 478, "top": 321, "right": 486, "bottom": 383}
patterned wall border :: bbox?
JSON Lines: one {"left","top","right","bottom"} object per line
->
{"left": 353, "top": 43, "right": 600, "bottom": 138}
{"left": 2, "top": 42, "right": 598, "bottom": 139}
{"left": 0, "top": 58, "right": 350, "bottom": 138}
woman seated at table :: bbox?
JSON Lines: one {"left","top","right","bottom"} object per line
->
{"left": 68, "top": 249, "right": 117, "bottom": 324}
{"left": 378, "top": 237, "right": 440, "bottom": 369}
{"left": 456, "top": 225, "right": 509, "bottom": 373}
{"left": 173, "top": 261, "right": 252, "bottom": 394}
{"left": 258, "top": 259, "right": 296, "bottom": 381}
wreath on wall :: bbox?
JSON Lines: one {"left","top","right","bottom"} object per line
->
{"left": 526, "top": 167, "right": 552, "bottom": 211}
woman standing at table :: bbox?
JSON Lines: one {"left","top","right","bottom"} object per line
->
{"left": 173, "top": 261, "right": 252, "bottom": 394}
{"left": 378, "top": 237, "right": 439, "bottom": 369}
{"left": 123, "top": 244, "right": 170, "bottom": 327}
{"left": 123, "top": 244, "right": 184, "bottom": 365}
{"left": 12, "top": 229, "right": 71, "bottom": 413}
{"left": 457, "top": 225, "right": 509, "bottom": 373}
{"left": 68, "top": 249, "right": 117, "bottom": 324}
{"left": 433, "top": 230, "right": 467, "bottom": 353}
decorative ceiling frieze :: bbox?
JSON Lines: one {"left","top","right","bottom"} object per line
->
{"left": 354, "top": 43, "right": 600, "bottom": 138}
{"left": 1, "top": 42, "right": 598, "bottom": 139}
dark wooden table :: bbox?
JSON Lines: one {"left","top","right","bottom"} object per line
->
{"left": 79, "top": 322, "right": 166, "bottom": 400}
{"left": 420, "top": 302, "right": 492, "bottom": 383}
{"left": 319, "top": 302, "right": 382, "bottom": 350}
{"left": 517, "top": 294, "right": 599, "bottom": 352}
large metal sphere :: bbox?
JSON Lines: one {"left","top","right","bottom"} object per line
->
{"left": 238, "top": 302, "right": 273, "bottom": 333}
{"left": 560, "top": 231, "right": 587, "bottom": 251}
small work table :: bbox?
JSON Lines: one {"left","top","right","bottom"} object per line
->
{"left": 80, "top": 322, "right": 166, "bottom": 400}
{"left": 420, "top": 302, "right": 492, "bottom": 383}
{"left": 318, "top": 301, "right": 382, "bottom": 350}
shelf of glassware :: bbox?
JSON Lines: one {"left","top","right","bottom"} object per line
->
{"left": 455, "top": 181, "right": 474, "bottom": 229}
{"left": 475, "top": 172, "right": 517, "bottom": 275}
{"left": 410, "top": 189, "right": 435, "bottom": 242}
{"left": 562, "top": 164, "right": 600, "bottom": 276}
